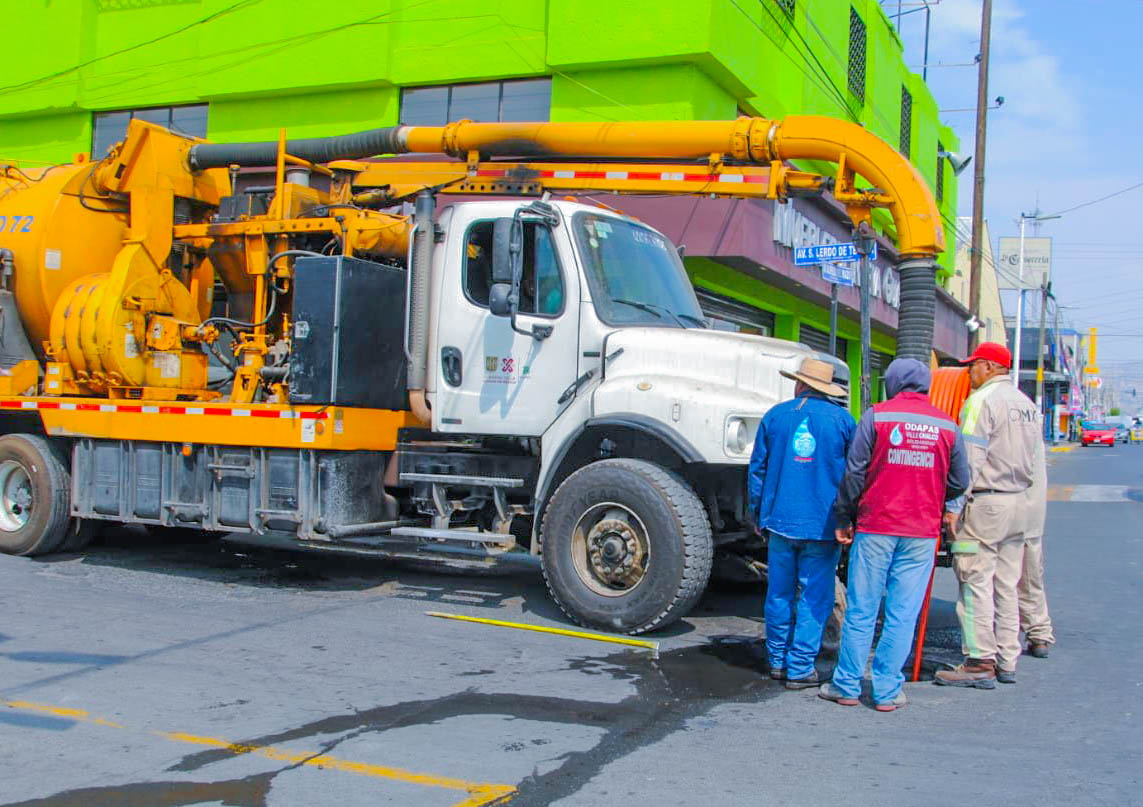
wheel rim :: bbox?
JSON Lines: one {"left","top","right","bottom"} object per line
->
{"left": 570, "top": 502, "right": 650, "bottom": 597}
{"left": 0, "top": 460, "right": 33, "bottom": 532}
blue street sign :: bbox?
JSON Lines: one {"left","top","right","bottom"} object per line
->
{"left": 793, "top": 241, "right": 878, "bottom": 266}
{"left": 821, "top": 263, "right": 855, "bottom": 286}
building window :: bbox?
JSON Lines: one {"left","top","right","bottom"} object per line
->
{"left": 401, "top": 78, "right": 551, "bottom": 126}
{"left": 695, "top": 289, "right": 774, "bottom": 336}
{"left": 92, "top": 104, "right": 207, "bottom": 158}
{"left": 899, "top": 86, "right": 912, "bottom": 158}
{"left": 847, "top": 7, "right": 867, "bottom": 105}
{"left": 935, "top": 140, "right": 945, "bottom": 203}
{"left": 774, "top": 0, "right": 795, "bottom": 17}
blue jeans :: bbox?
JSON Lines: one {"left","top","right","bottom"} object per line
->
{"left": 831, "top": 532, "right": 937, "bottom": 704}
{"left": 765, "top": 533, "right": 841, "bottom": 679}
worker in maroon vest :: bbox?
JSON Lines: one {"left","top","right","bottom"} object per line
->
{"left": 819, "top": 358, "right": 969, "bottom": 712}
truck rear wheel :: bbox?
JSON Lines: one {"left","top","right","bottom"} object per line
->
{"left": 0, "top": 434, "right": 72, "bottom": 556}
{"left": 541, "top": 458, "right": 713, "bottom": 634}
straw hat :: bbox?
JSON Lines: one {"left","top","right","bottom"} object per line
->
{"left": 780, "top": 357, "right": 846, "bottom": 397}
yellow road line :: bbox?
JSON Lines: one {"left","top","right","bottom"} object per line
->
{"left": 1049, "top": 445, "right": 1076, "bottom": 453}
{"left": 3, "top": 700, "right": 515, "bottom": 806}
{"left": 3, "top": 699, "right": 123, "bottom": 728}
{"left": 427, "top": 610, "right": 660, "bottom": 657}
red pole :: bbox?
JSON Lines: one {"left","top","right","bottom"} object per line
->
{"left": 911, "top": 538, "right": 941, "bottom": 682}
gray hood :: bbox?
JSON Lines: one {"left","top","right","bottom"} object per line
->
{"left": 884, "top": 357, "right": 931, "bottom": 397}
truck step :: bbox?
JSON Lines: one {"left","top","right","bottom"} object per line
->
{"left": 398, "top": 472, "right": 524, "bottom": 488}
{"left": 390, "top": 526, "right": 516, "bottom": 544}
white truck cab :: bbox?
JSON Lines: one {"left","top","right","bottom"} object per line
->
{"left": 406, "top": 198, "right": 832, "bottom": 632}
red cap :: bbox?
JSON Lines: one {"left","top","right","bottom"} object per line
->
{"left": 960, "top": 341, "right": 1012, "bottom": 369}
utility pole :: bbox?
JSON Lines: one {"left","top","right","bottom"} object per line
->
{"left": 1035, "top": 281, "right": 1049, "bottom": 428}
{"left": 856, "top": 225, "right": 874, "bottom": 412}
{"left": 968, "top": 0, "right": 993, "bottom": 348}
{"left": 1012, "top": 215, "right": 1028, "bottom": 389}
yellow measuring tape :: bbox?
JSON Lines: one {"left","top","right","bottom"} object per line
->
{"left": 426, "top": 611, "right": 660, "bottom": 658}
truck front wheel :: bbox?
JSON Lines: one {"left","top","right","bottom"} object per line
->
{"left": 0, "top": 434, "right": 72, "bottom": 556}
{"left": 541, "top": 458, "right": 713, "bottom": 634}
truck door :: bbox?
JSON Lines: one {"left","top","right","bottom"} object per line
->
{"left": 433, "top": 209, "right": 580, "bottom": 435}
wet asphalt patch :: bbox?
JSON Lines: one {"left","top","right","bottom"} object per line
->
{"left": 2, "top": 639, "right": 785, "bottom": 807}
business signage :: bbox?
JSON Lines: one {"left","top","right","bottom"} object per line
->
{"left": 997, "top": 236, "right": 1052, "bottom": 288}
{"left": 772, "top": 202, "right": 899, "bottom": 308}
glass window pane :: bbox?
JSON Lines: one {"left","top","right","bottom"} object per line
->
{"left": 92, "top": 111, "right": 130, "bottom": 157}
{"left": 170, "top": 104, "right": 208, "bottom": 138}
{"left": 448, "top": 81, "right": 500, "bottom": 123}
{"left": 401, "top": 87, "right": 449, "bottom": 126}
{"left": 519, "top": 224, "right": 563, "bottom": 316}
{"left": 132, "top": 107, "right": 171, "bottom": 127}
{"left": 500, "top": 78, "right": 551, "bottom": 122}
{"left": 463, "top": 221, "right": 495, "bottom": 307}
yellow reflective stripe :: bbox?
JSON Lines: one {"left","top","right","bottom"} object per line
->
{"left": 950, "top": 540, "right": 979, "bottom": 554}
{"left": 960, "top": 382, "right": 1002, "bottom": 435}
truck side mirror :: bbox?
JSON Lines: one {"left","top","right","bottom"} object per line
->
{"left": 492, "top": 218, "right": 519, "bottom": 285}
{"left": 489, "top": 283, "right": 513, "bottom": 317}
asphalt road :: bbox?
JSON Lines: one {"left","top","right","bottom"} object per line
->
{"left": 0, "top": 444, "right": 1140, "bottom": 806}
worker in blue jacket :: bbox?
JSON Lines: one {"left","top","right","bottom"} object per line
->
{"left": 748, "top": 357, "right": 856, "bottom": 689}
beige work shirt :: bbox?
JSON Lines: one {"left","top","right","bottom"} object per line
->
{"left": 958, "top": 375, "right": 1046, "bottom": 495}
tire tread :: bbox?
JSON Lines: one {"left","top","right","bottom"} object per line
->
{"left": 541, "top": 458, "right": 713, "bottom": 634}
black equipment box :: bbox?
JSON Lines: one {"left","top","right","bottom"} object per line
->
{"left": 289, "top": 255, "right": 407, "bottom": 410}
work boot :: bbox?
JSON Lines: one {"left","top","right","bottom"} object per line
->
{"left": 874, "top": 692, "right": 908, "bottom": 712}
{"left": 817, "top": 682, "right": 859, "bottom": 706}
{"left": 997, "top": 669, "right": 1016, "bottom": 684}
{"left": 768, "top": 668, "right": 786, "bottom": 681}
{"left": 934, "top": 658, "right": 997, "bottom": 689}
{"left": 1026, "top": 641, "right": 1051, "bottom": 659}
{"left": 785, "top": 671, "right": 819, "bottom": 690}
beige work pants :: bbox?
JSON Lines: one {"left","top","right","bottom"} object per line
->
{"left": 1019, "top": 536, "right": 1055, "bottom": 644}
{"left": 1019, "top": 482, "right": 1054, "bottom": 644}
{"left": 952, "top": 492, "right": 1029, "bottom": 672}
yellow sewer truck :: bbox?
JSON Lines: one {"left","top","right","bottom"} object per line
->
{"left": 0, "top": 117, "right": 943, "bottom": 632}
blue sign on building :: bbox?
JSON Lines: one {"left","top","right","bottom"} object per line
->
{"left": 793, "top": 241, "right": 878, "bottom": 266}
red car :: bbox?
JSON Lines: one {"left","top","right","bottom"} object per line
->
{"left": 1082, "top": 423, "right": 1117, "bottom": 447}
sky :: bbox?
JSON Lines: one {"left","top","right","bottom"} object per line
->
{"left": 892, "top": 0, "right": 1143, "bottom": 408}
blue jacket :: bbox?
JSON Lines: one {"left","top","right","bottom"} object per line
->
{"left": 748, "top": 391, "right": 856, "bottom": 541}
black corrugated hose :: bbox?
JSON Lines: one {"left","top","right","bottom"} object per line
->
{"left": 896, "top": 258, "right": 936, "bottom": 362}
{"left": 188, "top": 127, "right": 407, "bottom": 170}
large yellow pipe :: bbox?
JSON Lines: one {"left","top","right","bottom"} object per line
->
{"left": 400, "top": 117, "right": 944, "bottom": 258}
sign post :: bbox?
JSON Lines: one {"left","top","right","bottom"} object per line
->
{"left": 855, "top": 228, "right": 875, "bottom": 412}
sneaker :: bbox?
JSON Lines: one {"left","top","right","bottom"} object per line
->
{"left": 1026, "top": 642, "right": 1051, "bottom": 659}
{"left": 934, "top": 658, "right": 997, "bottom": 690}
{"left": 874, "top": 692, "right": 908, "bottom": 712}
{"left": 817, "top": 682, "right": 859, "bottom": 706}
{"left": 768, "top": 668, "right": 786, "bottom": 681}
{"left": 785, "top": 671, "right": 819, "bottom": 690}
{"left": 996, "top": 669, "right": 1016, "bottom": 684}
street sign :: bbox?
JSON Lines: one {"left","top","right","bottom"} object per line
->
{"left": 821, "top": 263, "right": 855, "bottom": 286}
{"left": 793, "top": 241, "right": 878, "bottom": 266}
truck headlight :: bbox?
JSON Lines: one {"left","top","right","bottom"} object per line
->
{"left": 725, "top": 417, "right": 750, "bottom": 454}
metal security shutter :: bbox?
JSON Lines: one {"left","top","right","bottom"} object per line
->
{"left": 869, "top": 350, "right": 894, "bottom": 373}
{"left": 695, "top": 289, "right": 775, "bottom": 335}
{"left": 799, "top": 324, "right": 848, "bottom": 360}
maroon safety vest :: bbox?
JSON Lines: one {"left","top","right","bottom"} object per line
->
{"left": 857, "top": 391, "right": 958, "bottom": 539}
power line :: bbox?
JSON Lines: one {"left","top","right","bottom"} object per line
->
{"left": 0, "top": 0, "right": 261, "bottom": 95}
{"left": 1045, "top": 179, "right": 1143, "bottom": 217}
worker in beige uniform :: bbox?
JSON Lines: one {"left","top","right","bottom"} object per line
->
{"left": 936, "top": 342, "right": 1045, "bottom": 688}
{"left": 1020, "top": 450, "right": 1055, "bottom": 658}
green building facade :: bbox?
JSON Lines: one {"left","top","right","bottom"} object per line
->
{"left": 1, "top": 0, "right": 962, "bottom": 404}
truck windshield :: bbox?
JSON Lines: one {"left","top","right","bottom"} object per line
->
{"left": 573, "top": 212, "right": 706, "bottom": 328}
